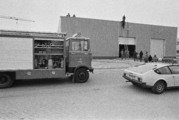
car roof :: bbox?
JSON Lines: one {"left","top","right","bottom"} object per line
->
{"left": 127, "top": 62, "right": 172, "bottom": 74}
{"left": 147, "top": 62, "right": 171, "bottom": 69}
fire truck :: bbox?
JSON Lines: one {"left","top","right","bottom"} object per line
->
{"left": 0, "top": 30, "right": 93, "bottom": 88}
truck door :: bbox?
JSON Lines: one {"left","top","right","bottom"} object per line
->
{"left": 68, "top": 39, "right": 92, "bottom": 68}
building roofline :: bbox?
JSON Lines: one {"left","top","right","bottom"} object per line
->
{"left": 60, "top": 16, "right": 178, "bottom": 29}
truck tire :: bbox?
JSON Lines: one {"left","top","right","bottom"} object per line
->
{"left": 0, "top": 73, "right": 14, "bottom": 88}
{"left": 74, "top": 68, "right": 89, "bottom": 83}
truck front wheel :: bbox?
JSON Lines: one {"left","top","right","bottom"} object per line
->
{"left": 74, "top": 68, "right": 89, "bottom": 83}
{"left": 0, "top": 73, "right": 14, "bottom": 88}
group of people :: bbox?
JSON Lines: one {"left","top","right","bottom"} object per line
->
{"left": 138, "top": 51, "right": 158, "bottom": 63}
{"left": 120, "top": 49, "right": 130, "bottom": 60}
{"left": 120, "top": 50, "right": 158, "bottom": 62}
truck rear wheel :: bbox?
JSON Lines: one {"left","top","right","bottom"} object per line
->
{"left": 0, "top": 73, "right": 14, "bottom": 88}
{"left": 74, "top": 68, "right": 89, "bottom": 83}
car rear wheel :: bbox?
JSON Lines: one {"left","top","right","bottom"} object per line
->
{"left": 152, "top": 81, "right": 166, "bottom": 94}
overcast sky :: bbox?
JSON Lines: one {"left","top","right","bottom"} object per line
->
{"left": 0, "top": 0, "right": 179, "bottom": 37}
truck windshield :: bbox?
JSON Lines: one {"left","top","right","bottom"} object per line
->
{"left": 72, "top": 40, "right": 89, "bottom": 51}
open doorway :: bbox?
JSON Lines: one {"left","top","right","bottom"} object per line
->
{"left": 119, "top": 44, "right": 136, "bottom": 58}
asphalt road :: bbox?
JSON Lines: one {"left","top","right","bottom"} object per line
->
{"left": 1, "top": 69, "right": 179, "bottom": 120}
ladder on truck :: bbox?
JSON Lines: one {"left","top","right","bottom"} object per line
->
{"left": 0, "top": 30, "right": 67, "bottom": 38}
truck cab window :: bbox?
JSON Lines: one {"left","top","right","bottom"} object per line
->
{"left": 72, "top": 40, "right": 88, "bottom": 51}
{"left": 81, "top": 41, "right": 88, "bottom": 51}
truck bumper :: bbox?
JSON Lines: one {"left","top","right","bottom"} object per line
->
{"left": 89, "top": 67, "right": 94, "bottom": 73}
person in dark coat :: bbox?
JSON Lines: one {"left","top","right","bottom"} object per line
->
{"left": 144, "top": 52, "right": 149, "bottom": 63}
{"left": 139, "top": 51, "right": 143, "bottom": 62}
{"left": 148, "top": 55, "right": 153, "bottom": 62}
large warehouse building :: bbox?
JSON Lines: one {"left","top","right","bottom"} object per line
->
{"left": 58, "top": 16, "right": 178, "bottom": 59}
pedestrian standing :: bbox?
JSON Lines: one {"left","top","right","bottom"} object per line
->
{"left": 139, "top": 51, "right": 143, "bottom": 62}
{"left": 120, "top": 49, "right": 124, "bottom": 60}
{"left": 126, "top": 50, "right": 129, "bottom": 59}
{"left": 124, "top": 49, "right": 127, "bottom": 59}
{"left": 153, "top": 54, "right": 158, "bottom": 62}
{"left": 148, "top": 55, "right": 153, "bottom": 62}
{"left": 133, "top": 50, "right": 138, "bottom": 61}
{"left": 144, "top": 52, "right": 149, "bottom": 63}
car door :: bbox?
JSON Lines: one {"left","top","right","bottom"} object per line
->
{"left": 168, "top": 65, "right": 179, "bottom": 87}
{"left": 156, "top": 66, "right": 174, "bottom": 87}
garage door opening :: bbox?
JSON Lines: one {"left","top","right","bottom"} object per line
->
{"left": 118, "top": 37, "right": 136, "bottom": 58}
{"left": 119, "top": 45, "right": 136, "bottom": 58}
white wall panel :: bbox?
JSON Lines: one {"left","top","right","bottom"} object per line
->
{"left": 0, "top": 37, "right": 33, "bottom": 70}
{"left": 118, "top": 37, "right": 135, "bottom": 45}
{"left": 150, "top": 39, "right": 165, "bottom": 58}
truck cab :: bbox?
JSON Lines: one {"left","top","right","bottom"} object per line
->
{"left": 65, "top": 33, "right": 93, "bottom": 83}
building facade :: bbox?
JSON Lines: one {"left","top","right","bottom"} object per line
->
{"left": 59, "top": 16, "right": 178, "bottom": 59}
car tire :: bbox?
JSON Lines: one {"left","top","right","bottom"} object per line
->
{"left": 152, "top": 81, "right": 166, "bottom": 94}
{"left": 0, "top": 73, "right": 14, "bottom": 88}
{"left": 74, "top": 68, "right": 89, "bottom": 83}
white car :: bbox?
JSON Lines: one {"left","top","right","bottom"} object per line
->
{"left": 123, "top": 62, "right": 179, "bottom": 94}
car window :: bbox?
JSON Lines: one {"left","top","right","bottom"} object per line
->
{"left": 157, "top": 67, "right": 171, "bottom": 74}
{"left": 169, "top": 66, "right": 179, "bottom": 74}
